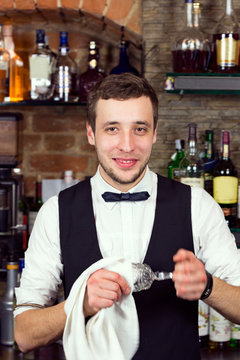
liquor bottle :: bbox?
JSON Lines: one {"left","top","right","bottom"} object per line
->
{"left": 203, "top": 130, "right": 216, "bottom": 196}
{"left": 171, "top": 0, "right": 209, "bottom": 73}
{"left": 29, "top": 29, "right": 54, "bottom": 100}
{"left": 179, "top": 123, "right": 204, "bottom": 187}
{"left": 198, "top": 300, "right": 209, "bottom": 348}
{"left": 17, "top": 176, "right": 29, "bottom": 251}
{"left": 168, "top": 139, "right": 185, "bottom": 180}
{"left": 193, "top": 2, "right": 211, "bottom": 71}
{"left": 211, "top": 0, "right": 239, "bottom": 72}
{"left": 213, "top": 130, "right": 238, "bottom": 228}
{"left": 209, "top": 307, "right": 231, "bottom": 349}
{"left": 110, "top": 39, "right": 139, "bottom": 76}
{"left": 0, "top": 254, "right": 19, "bottom": 345}
{"left": 3, "top": 24, "right": 25, "bottom": 102}
{"left": 231, "top": 323, "right": 240, "bottom": 348}
{"left": 0, "top": 23, "right": 10, "bottom": 102}
{"left": 61, "top": 170, "right": 77, "bottom": 190}
{"left": 28, "top": 175, "right": 43, "bottom": 235}
{"left": 53, "top": 31, "right": 78, "bottom": 103}
{"left": 77, "top": 41, "right": 104, "bottom": 103}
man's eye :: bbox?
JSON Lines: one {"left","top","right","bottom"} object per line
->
{"left": 106, "top": 127, "right": 118, "bottom": 133}
{"left": 136, "top": 127, "right": 146, "bottom": 134}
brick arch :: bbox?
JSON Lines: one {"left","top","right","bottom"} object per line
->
{"left": 0, "top": 0, "right": 142, "bottom": 45}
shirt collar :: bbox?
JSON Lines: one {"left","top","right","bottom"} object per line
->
{"left": 91, "top": 166, "right": 155, "bottom": 210}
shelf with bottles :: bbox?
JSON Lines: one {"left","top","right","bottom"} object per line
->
{"left": 164, "top": 72, "right": 240, "bottom": 95}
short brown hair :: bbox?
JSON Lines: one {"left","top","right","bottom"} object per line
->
{"left": 87, "top": 73, "right": 158, "bottom": 132}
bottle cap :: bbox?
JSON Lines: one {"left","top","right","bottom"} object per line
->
{"left": 175, "top": 139, "right": 181, "bottom": 150}
{"left": 222, "top": 130, "right": 230, "bottom": 145}
{"left": 36, "top": 29, "right": 45, "bottom": 44}
{"left": 188, "top": 123, "right": 197, "bottom": 141}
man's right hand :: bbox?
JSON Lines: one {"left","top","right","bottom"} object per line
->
{"left": 83, "top": 269, "right": 131, "bottom": 317}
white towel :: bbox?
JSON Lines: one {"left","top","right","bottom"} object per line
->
{"left": 63, "top": 257, "right": 139, "bottom": 360}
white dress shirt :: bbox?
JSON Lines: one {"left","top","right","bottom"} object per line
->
{"left": 14, "top": 167, "right": 240, "bottom": 316}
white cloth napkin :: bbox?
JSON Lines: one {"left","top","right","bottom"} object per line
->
{"left": 63, "top": 257, "right": 139, "bottom": 360}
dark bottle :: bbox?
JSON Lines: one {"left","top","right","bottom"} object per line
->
{"left": 203, "top": 130, "right": 217, "bottom": 196}
{"left": 213, "top": 130, "right": 238, "bottom": 228}
{"left": 211, "top": 0, "right": 239, "bottom": 73}
{"left": 28, "top": 176, "right": 43, "bottom": 235}
{"left": 110, "top": 39, "right": 139, "bottom": 76}
{"left": 168, "top": 139, "right": 185, "bottom": 180}
{"left": 77, "top": 41, "right": 104, "bottom": 103}
{"left": 172, "top": 0, "right": 210, "bottom": 73}
{"left": 53, "top": 31, "right": 78, "bottom": 102}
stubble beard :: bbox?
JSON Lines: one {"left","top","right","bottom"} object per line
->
{"left": 97, "top": 153, "right": 150, "bottom": 187}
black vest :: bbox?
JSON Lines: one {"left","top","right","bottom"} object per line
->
{"left": 59, "top": 175, "right": 201, "bottom": 360}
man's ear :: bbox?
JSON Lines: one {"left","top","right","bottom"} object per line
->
{"left": 86, "top": 122, "right": 95, "bottom": 146}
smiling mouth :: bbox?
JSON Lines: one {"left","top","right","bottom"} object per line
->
{"left": 114, "top": 158, "right": 137, "bottom": 168}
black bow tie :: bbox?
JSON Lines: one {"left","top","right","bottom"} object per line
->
{"left": 102, "top": 191, "right": 150, "bottom": 202}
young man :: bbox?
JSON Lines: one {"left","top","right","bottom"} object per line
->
{"left": 14, "top": 73, "right": 240, "bottom": 359}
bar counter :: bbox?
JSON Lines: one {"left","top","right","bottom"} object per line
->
{"left": 0, "top": 343, "right": 240, "bottom": 359}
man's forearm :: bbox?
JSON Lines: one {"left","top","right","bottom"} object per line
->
{"left": 205, "top": 276, "right": 240, "bottom": 324}
{"left": 14, "top": 301, "right": 66, "bottom": 353}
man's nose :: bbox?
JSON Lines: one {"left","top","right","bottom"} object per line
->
{"left": 118, "top": 131, "right": 135, "bottom": 152}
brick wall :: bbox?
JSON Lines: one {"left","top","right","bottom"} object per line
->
{"left": 143, "top": 0, "right": 240, "bottom": 178}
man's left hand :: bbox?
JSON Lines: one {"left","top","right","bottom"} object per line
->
{"left": 172, "top": 248, "right": 207, "bottom": 300}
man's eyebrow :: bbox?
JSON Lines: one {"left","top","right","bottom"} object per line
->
{"left": 102, "top": 120, "right": 152, "bottom": 127}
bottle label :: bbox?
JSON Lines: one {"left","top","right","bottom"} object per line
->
{"left": 30, "top": 56, "right": 50, "bottom": 80}
{"left": 231, "top": 323, "right": 240, "bottom": 340}
{"left": 198, "top": 300, "right": 209, "bottom": 337}
{"left": 216, "top": 37, "right": 239, "bottom": 67}
{"left": 209, "top": 308, "right": 231, "bottom": 342}
{"left": 213, "top": 176, "right": 238, "bottom": 204}
{"left": 180, "top": 177, "right": 204, "bottom": 188}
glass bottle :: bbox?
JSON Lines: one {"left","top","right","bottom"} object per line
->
{"left": 198, "top": 300, "right": 209, "bottom": 348}
{"left": 28, "top": 175, "right": 43, "bottom": 235}
{"left": 110, "top": 39, "right": 139, "bottom": 76}
{"left": 203, "top": 130, "right": 216, "bottom": 196}
{"left": 77, "top": 41, "right": 104, "bottom": 103}
{"left": 211, "top": 0, "right": 239, "bottom": 72}
{"left": 209, "top": 307, "right": 231, "bottom": 350}
{"left": 53, "top": 31, "right": 78, "bottom": 103}
{"left": 193, "top": 2, "right": 211, "bottom": 71}
{"left": 168, "top": 139, "right": 185, "bottom": 180}
{"left": 29, "top": 29, "right": 54, "bottom": 100}
{"left": 3, "top": 24, "right": 25, "bottom": 102}
{"left": 213, "top": 130, "right": 238, "bottom": 228}
{"left": 0, "top": 254, "right": 19, "bottom": 345}
{"left": 172, "top": 0, "right": 209, "bottom": 73}
{"left": 179, "top": 123, "right": 204, "bottom": 187}
{"left": 0, "top": 23, "right": 10, "bottom": 102}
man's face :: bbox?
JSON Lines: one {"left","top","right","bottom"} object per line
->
{"left": 87, "top": 96, "right": 157, "bottom": 192}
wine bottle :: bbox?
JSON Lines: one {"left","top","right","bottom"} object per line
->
{"left": 209, "top": 307, "right": 231, "bottom": 350}
{"left": 29, "top": 29, "right": 54, "bottom": 100}
{"left": 77, "top": 41, "right": 104, "bottom": 103}
{"left": 53, "top": 31, "right": 78, "bottom": 103}
{"left": 3, "top": 24, "right": 25, "bottom": 102}
{"left": 203, "top": 130, "right": 216, "bottom": 196}
{"left": 0, "top": 23, "right": 10, "bottom": 102}
{"left": 179, "top": 123, "right": 204, "bottom": 187}
{"left": 213, "top": 130, "right": 238, "bottom": 228}
{"left": 168, "top": 139, "right": 185, "bottom": 180}
{"left": 211, "top": 0, "right": 239, "bottom": 73}
{"left": 28, "top": 175, "right": 43, "bottom": 235}
{"left": 171, "top": 0, "right": 209, "bottom": 73}
{"left": 230, "top": 322, "right": 240, "bottom": 348}
{"left": 110, "top": 39, "right": 139, "bottom": 76}
{"left": 198, "top": 300, "right": 209, "bottom": 348}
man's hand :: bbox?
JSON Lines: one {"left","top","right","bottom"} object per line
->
{"left": 83, "top": 269, "right": 131, "bottom": 317}
{"left": 172, "top": 249, "right": 207, "bottom": 301}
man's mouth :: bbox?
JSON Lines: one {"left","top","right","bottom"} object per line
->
{"left": 113, "top": 158, "right": 137, "bottom": 168}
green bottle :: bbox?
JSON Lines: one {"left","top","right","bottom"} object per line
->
{"left": 168, "top": 139, "right": 185, "bottom": 180}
